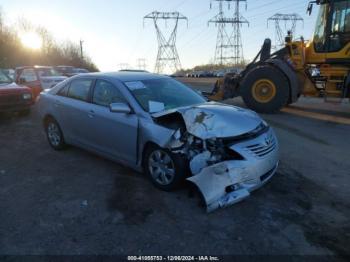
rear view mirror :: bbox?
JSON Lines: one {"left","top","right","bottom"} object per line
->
{"left": 109, "top": 102, "right": 131, "bottom": 114}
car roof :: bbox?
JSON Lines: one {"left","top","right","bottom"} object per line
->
{"left": 119, "top": 69, "right": 149, "bottom": 73}
{"left": 79, "top": 71, "right": 168, "bottom": 82}
{"left": 15, "top": 66, "right": 53, "bottom": 70}
{"left": 56, "top": 65, "right": 74, "bottom": 68}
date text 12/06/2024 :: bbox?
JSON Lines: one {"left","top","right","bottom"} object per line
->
{"left": 127, "top": 255, "right": 220, "bottom": 261}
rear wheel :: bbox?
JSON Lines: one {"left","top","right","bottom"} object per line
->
{"left": 241, "top": 65, "right": 290, "bottom": 113}
{"left": 45, "top": 118, "right": 66, "bottom": 150}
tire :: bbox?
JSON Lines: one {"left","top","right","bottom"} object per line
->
{"left": 44, "top": 118, "right": 66, "bottom": 150}
{"left": 143, "top": 144, "right": 188, "bottom": 191}
{"left": 240, "top": 65, "right": 290, "bottom": 113}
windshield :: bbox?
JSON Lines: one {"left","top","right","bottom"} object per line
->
{"left": 0, "top": 70, "right": 12, "bottom": 84}
{"left": 37, "top": 68, "right": 61, "bottom": 77}
{"left": 125, "top": 78, "right": 206, "bottom": 113}
{"left": 314, "top": 4, "right": 328, "bottom": 52}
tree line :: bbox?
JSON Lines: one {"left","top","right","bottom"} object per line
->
{"left": 0, "top": 9, "right": 98, "bottom": 71}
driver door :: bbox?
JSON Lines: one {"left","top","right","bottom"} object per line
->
{"left": 86, "top": 79, "right": 138, "bottom": 165}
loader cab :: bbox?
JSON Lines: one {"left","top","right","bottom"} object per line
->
{"left": 307, "top": 0, "right": 350, "bottom": 63}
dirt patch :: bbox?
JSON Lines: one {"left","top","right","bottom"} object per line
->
{"left": 268, "top": 164, "right": 350, "bottom": 258}
{"left": 107, "top": 175, "right": 160, "bottom": 225}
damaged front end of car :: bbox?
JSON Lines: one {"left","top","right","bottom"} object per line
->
{"left": 151, "top": 102, "right": 279, "bottom": 212}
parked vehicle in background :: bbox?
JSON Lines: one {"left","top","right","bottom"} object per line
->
{"left": 170, "top": 72, "right": 185, "bottom": 78}
{"left": 215, "top": 70, "right": 226, "bottom": 77}
{"left": 2, "top": 69, "right": 15, "bottom": 80}
{"left": 0, "top": 70, "right": 33, "bottom": 115}
{"left": 74, "top": 68, "right": 89, "bottom": 74}
{"left": 15, "top": 66, "right": 67, "bottom": 98}
{"left": 206, "top": 71, "right": 215, "bottom": 77}
{"left": 55, "top": 66, "right": 77, "bottom": 77}
{"left": 187, "top": 71, "right": 196, "bottom": 77}
{"left": 194, "top": 71, "right": 204, "bottom": 78}
{"left": 38, "top": 72, "right": 279, "bottom": 212}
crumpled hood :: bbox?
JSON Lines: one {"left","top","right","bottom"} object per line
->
{"left": 153, "top": 102, "right": 262, "bottom": 139}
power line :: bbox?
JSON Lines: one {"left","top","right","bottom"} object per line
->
{"left": 245, "top": 1, "right": 307, "bottom": 20}
{"left": 118, "top": 63, "right": 130, "bottom": 70}
{"left": 144, "top": 11, "right": 188, "bottom": 73}
{"left": 267, "top": 13, "right": 304, "bottom": 49}
{"left": 209, "top": 0, "right": 249, "bottom": 66}
{"left": 136, "top": 58, "right": 147, "bottom": 70}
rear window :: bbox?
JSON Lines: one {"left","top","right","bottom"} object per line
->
{"left": 67, "top": 79, "right": 93, "bottom": 102}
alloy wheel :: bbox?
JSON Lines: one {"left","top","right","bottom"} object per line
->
{"left": 148, "top": 149, "right": 175, "bottom": 186}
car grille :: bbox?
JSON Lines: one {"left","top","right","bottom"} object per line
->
{"left": 246, "top": 134, "right": 276, "bottom": 158}
{"left": 0, "top": 94, "right": 22, "bottom": 104}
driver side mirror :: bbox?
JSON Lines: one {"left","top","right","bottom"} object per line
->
{"left": 196, "top": 90, "right": 203, "bottom": 96}
{"left": 109, "top": 102, "right": 131, "bottom": 114}
{"left": 307, "top": 1, "right": 316, "bottom": 16}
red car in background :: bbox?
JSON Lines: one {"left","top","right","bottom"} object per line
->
{"left": 15, "top": 66, "right": 67, "bottom": 98}
{"left": 0, "top": 70, "right": 34, "bottom": 115}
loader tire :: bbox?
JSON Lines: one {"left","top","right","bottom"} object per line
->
{"left": 241, "top": 65, "right": 290, "bottom": 113}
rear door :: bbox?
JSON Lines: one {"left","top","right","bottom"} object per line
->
{"left": 87, "top": 79, "right": 138, "bottom": 164}
{"left": 60, "top": 78, "right": 94, "bottom": 146}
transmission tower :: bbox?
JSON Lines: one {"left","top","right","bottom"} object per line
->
{"left": 267, "top": 13, "right": 304, "bottom": 49}
{"left": 137, "top": 58, "right": 147, "bottom": 70}
{"left": 118, "top": 63, "right": 130, "bottom": 70}
{"left": 208, "top": 0, "right": 249, "bottom": 66}
{"left": 144, "top": 11, "right": 188, "bottom": 74}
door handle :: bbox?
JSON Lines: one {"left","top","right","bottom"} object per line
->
{"left": 88, "top": 110, "right": 95, "bottom": 118}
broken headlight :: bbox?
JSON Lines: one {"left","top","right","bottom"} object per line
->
{"left": 206, "top": 138, "right": 244, "bottom": 161}
{"left": 261, "top": 120, "right": 268, "bottom": 128}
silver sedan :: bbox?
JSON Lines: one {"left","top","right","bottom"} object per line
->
{"left": 38, "top": 72, "right": 279, "bottom": 212}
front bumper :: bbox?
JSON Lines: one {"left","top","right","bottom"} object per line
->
{"left": 0, "top": 102, "right": 33, "bottom": 112}
{"left": 187, "top": 128, "right": 279, "bottom": 212}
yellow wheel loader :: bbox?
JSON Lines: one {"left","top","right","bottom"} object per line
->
{"left": 208, "top": 0, "right": 350, "bottom": 113}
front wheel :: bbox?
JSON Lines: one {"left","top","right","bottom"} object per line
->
{"left": 240, "top": 65, "right": 290, "bottom": 113}
{"left": 143, "top": 145, "right": 188, "bottom": 191}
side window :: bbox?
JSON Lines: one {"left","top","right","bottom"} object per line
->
{"left": 57, "top": 83, "right": 70, "bottom": 97}
{"left": 329, "top": 1, "right": 350, "bottom": 52}
{"left": 20, "top": 69, "right": 38, "bottom": 82}
{"left": 331, "top": 1, "right": 350, "bottom": 33}
{"left": 92, "top": 80, "right": 125, "bottom": 107}
{"left": 67, "top": 79, "right": 92, "bottom": 102}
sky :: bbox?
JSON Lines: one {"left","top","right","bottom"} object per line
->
{"left": 0, "top": 0, "right": 319, "bottom": 72}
